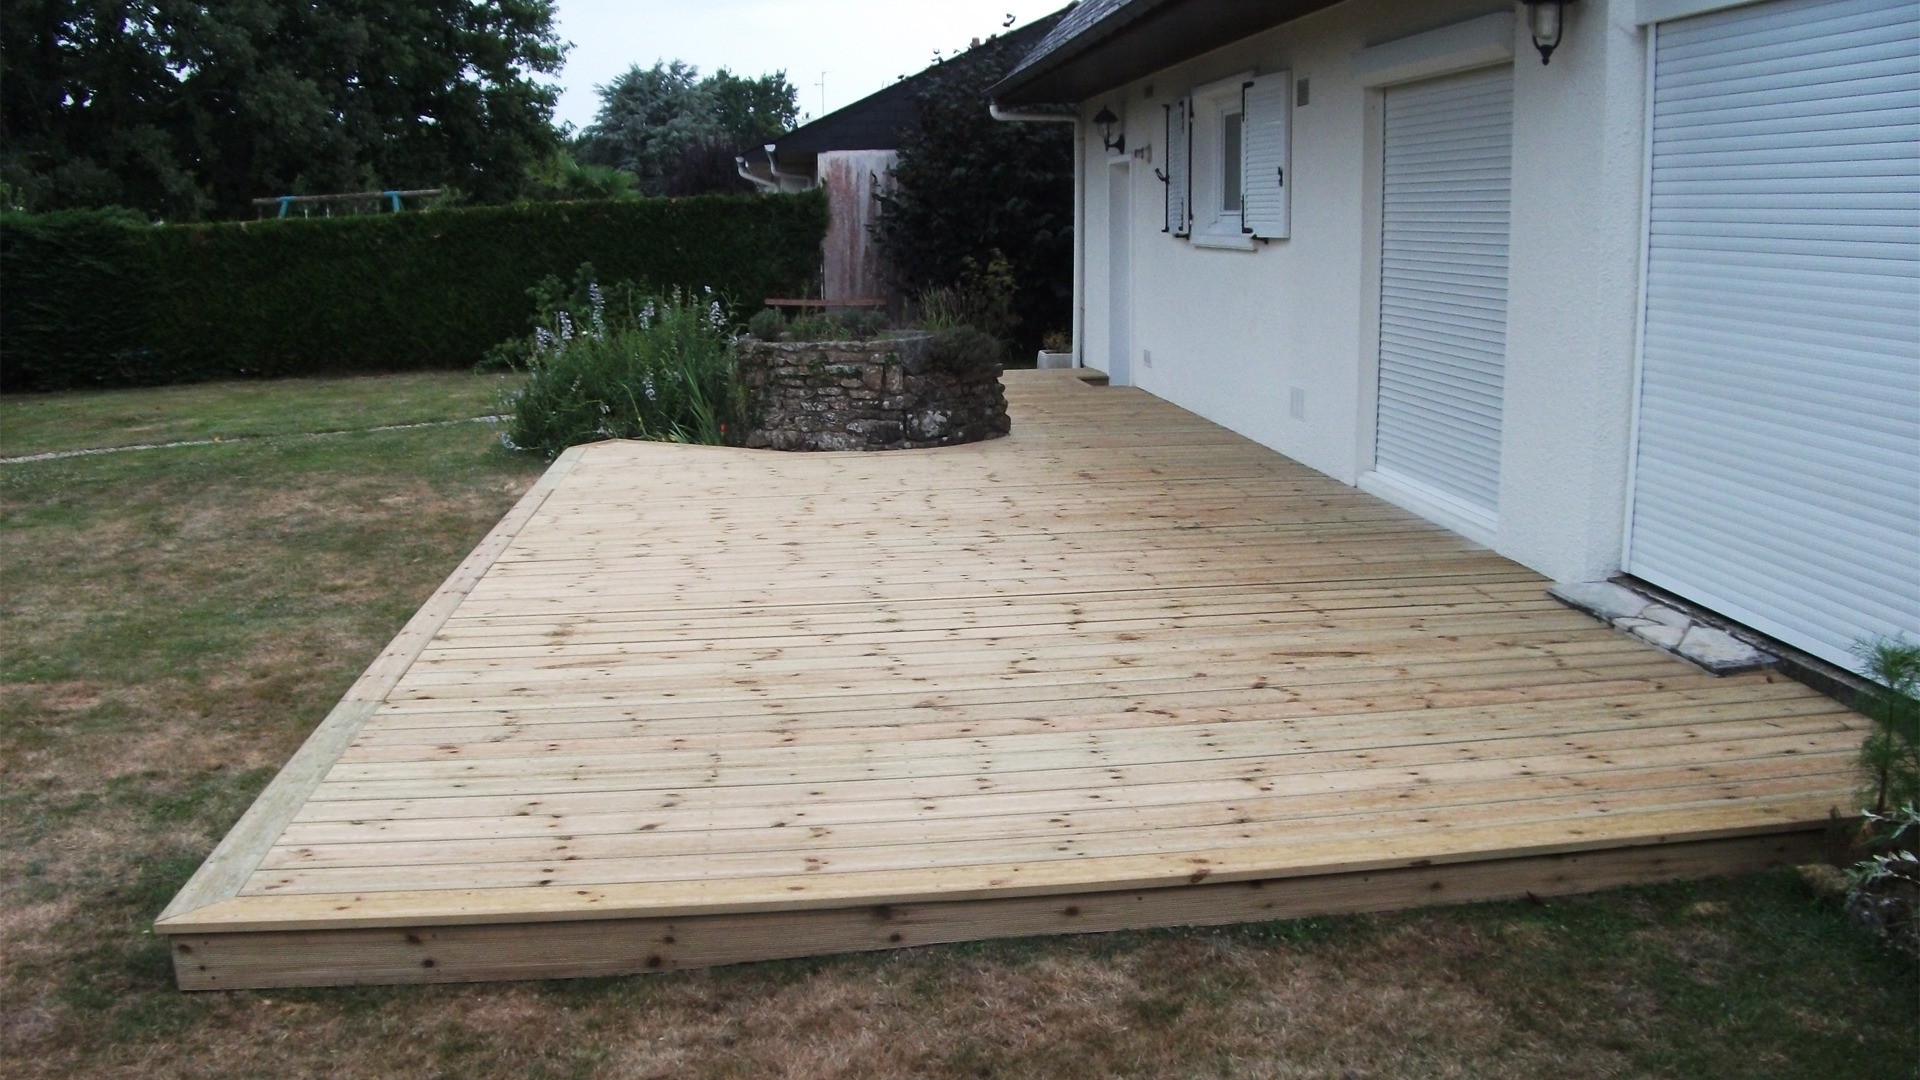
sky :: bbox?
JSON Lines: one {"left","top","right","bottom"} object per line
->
{"left": 549, "top": 1, "right": 1067, "bottom": 133}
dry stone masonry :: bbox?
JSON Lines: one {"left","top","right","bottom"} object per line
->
{"left": 737, "top": 333, "right": 1010, "bottom": 452}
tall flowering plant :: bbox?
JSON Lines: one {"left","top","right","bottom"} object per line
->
{"left": 496, "top": 270, "right": 744, "bottom": 458}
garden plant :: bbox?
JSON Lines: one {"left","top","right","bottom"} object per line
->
{"left": 496, "top": 268, "right": 744, "bottom": 457}
{"left": 1846, "top": 638, "right": 1920, "bottom": 954}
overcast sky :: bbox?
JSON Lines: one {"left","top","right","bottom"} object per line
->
{"left": 550, "top": 1, "right": 1067, "bottom": 132}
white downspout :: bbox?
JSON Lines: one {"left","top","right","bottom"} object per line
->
{"left": 1071, "top": 119, "right": 1085, "bottom": 369}
{"left": 735, "top": 156, "right": 781, "bottom": 193}
{"left": 988, "top": 103, "right": 1083, "bottom": 366}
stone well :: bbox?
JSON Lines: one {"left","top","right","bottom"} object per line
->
{"left": 736, "top": 332, "right": 1010, "bottom": 452}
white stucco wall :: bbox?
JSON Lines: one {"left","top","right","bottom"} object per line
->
{"left": 1073, "top": 0, "right": 1649, "bottom": 583}
{"left": 1500, "top": 1, "right": 1648, "bottom": 582}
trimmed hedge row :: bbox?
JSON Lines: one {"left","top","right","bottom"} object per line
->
{"left": 1, "top": 193, "right": 826, "bottom": 392}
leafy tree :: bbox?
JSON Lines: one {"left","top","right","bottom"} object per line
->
{"left": 876, "top": 19, "right": 1073, "bottom": 354}
{"left": 0, "top": 0, "right": 566, "bottom": 220}
{"left": 576, "top": 60, "right": 719, "bottom": 190}
{"left": 706, "top": 69, "right": 801, "bottom": 149}
{"left": 577, "top": 62, "right": 798, "bottom": 196}
{"left": 524, "top": 149, "right": 639, "bottom": 202}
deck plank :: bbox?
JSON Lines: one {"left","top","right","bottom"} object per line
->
{"left": 156, "top": 371, "right": 1865, "bottom": 987}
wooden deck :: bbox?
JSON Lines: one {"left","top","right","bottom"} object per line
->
{"left": 157, "top": 370, "right": 1865, "bottom": 989}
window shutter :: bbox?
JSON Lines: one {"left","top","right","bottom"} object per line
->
{"left": 1241, "top": 71, "right": 1291, "bottom": 239}
{"left": 1163, "top": 98, "right": 1191, "bottom": 236}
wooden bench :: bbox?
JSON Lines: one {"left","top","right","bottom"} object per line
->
{"left": 761, "top": 298, "right": 887, "bottom": 312}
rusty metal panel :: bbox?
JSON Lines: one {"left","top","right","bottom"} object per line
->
{"left": 818, "top": 150, "right": 899, "bottom": 304}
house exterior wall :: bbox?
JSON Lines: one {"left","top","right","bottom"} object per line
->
{"left": 1072, "top": 0, "right": 1650, "bottom": 584}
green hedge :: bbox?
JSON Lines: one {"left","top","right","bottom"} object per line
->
{"left": 0, "top": 209, "right": 165, "bottom": 390}
{"left": 1, "top": 192, "right": 826, "bottom": 392}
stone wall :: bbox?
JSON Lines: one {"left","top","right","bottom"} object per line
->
{"left": 737, "top": 333, "right": 1010, "bottom": 451}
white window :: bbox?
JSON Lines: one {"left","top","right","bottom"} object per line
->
{"left": 1189, "top": 74, "right": 1252, "bottom": 247}
{"left": 1163, "top": 70, "right": 1291, "bottom": 248}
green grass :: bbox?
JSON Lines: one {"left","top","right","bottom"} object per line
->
{"left": 0, "top": 374, "right": 1914, "bottom": 1079}
{"left": 0, "top": 371, "right": 517, "bottom": 456}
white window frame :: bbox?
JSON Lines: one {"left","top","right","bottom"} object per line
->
{"left": 1187, "top": 72, "right": 1256, "bottom": 250}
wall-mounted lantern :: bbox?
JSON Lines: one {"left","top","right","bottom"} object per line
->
{"left": 1092, "top": 106, "right": 1125, "bottom": 154}
{"left": 1524, "top": 1, "right": 1578, "bottom": 65}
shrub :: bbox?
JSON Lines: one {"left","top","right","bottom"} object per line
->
{"left": 1, "top": 191, "right": 826, "bottom": 392}
{"left": 908, "top": 251, "right": 1020, "bottom": 345}
{"left": 742, "top": 308, "right": 890, "bottom": 343}
{"left": 921, "top": 326, "right": 1005, "bottom": 374}
{"left": 480, "top": 261, "right": 634, "bottom": 373}
{"left": 0, "top": 208, "right": 160, "bottom": 386}
{"left": 1839, "top": 639, "right": 1920, "bottom": 954}
{"left": 786, "top": 311, "right": 889, "bottom": 342}
{"left": 744, "top": 307, "right": 785, "bottom": 340}
{"left": 874, "top": 17, "right": 1072, "bottom": 356}
{"left": 523, "top": 152, "right": 640, "bottom": 202}
{"left": 1847, "top": 804, "right": 1919, "bottom": 955}
{"left": 1856, "top": 638, "right": 1920, "bottom": 815}
{"left": 500, "top": 283, "right": 742, "bottom": 458}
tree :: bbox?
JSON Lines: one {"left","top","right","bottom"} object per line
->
{"left": 0, "top": 1, "right": 566, "bottom": 220}
{"left": 875, "top": 19, "right": 1074, "bottom": 354}
{"left": 706, "top": 69, "right": 801, "bottom": 149}
{"left": 577, "top": 63, "right": 798, "bottom": 196}
{"left": 523, "top": 149, "right": 639, "bottom": 202}
{"left": 575, "top": 60, "right": 721, "bottom": 192}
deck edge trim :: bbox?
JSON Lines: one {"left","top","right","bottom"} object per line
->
{"left": 155, "top": 444, "right": 591, "bottom": 928}
{"left": 165, "top": 830, "right": 1831, "bottom": 989}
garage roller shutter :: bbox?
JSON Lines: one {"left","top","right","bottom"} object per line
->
{"left": 1630, "top": 0, "right": 1920, "bottom": 672}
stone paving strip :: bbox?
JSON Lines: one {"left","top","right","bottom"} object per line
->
{"left": 1550, "top": 579, "right": 1774, "bottom": 675}
{"left": 0, "top": 415, "right": 505, "bottom": 465}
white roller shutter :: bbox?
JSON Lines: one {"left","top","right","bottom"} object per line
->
{"left": 1241, "top": 72, "right": 1292, "bottom": 239}
{"left": 1375, "top": 65, "right": 1513, "bottom": 521}
{"left": 1163, "top": 98, "right": 1191, "bottom": 236}
{"left": 1629, "top": 0, "right": 1920, "bottom": 674}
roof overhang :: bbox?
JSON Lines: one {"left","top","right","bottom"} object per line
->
{"left": 991, "top": 0, "right": 1349, "bottom": 106}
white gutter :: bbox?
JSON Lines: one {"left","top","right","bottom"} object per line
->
{"left": 764, "top": 144, "right": 815, "bottom": 191}
{"left": 988, "top": 103, "right": 1077, "bottom": 123}
{"left": 988, "top": 102, "right": 1084, "bottom": 368}
{"left": 735, "top": 156, "right": 782, "bottom": 193}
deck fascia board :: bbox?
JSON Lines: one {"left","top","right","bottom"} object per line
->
{"left": 167, "top": 831, "right": 1829, "bottom": 990}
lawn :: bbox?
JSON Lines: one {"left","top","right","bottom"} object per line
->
{"left": 1, "top": 373, "right": 1914, "bottom": 1079}
{"left": 0, "top": 370, "right": 516, "bottom": 457}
